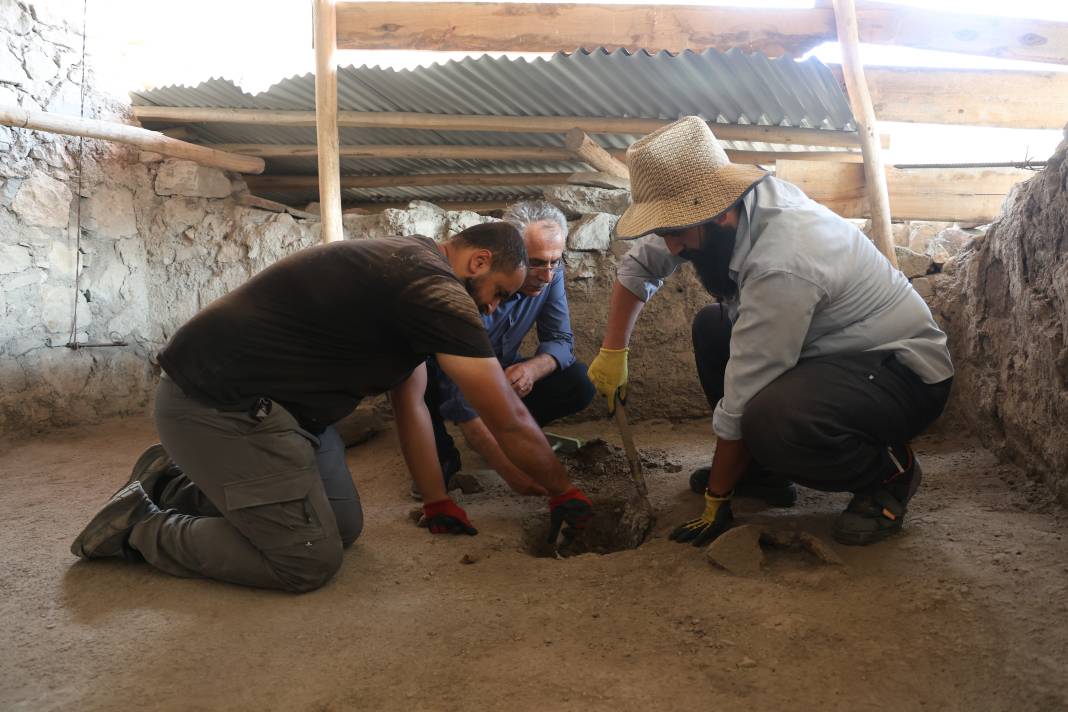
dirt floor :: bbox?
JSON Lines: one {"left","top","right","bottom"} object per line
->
{"left": 2, "top": 415, "right": 1068, "bottom": 711}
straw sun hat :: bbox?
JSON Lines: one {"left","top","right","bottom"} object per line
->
{"left": 615, "top": 116, "right": 769, "bottom": 239}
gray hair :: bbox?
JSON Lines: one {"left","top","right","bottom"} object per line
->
{"left": 503, "top": 200, "right": 568, "bottom": 240}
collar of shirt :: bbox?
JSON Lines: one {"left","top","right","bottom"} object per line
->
{"left": 727, "top": 182, "right": 759, "bottom": 284}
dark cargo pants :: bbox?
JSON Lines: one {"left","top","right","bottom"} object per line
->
{"left": 692, "top": 304, "right": 952, "bottom": 493}
{"left": 129, "top": 377, "right": 362, "bottom": 592}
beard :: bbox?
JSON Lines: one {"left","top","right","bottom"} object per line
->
{"left": 678, "top": 221, "right": 739, "bottom": 299}
{"left": 463, "top": 275, "right": 492, "bottom": 315}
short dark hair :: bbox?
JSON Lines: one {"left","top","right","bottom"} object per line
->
{"left": 450, "top": 222, "right": 528, "bottom": 273}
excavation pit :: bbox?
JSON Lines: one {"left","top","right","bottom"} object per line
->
{"left": 523, "top": 438, "right": 680, "bottom": 556}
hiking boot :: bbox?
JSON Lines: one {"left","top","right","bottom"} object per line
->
{"left": 689, "top": 462, "right": 797, "bottom": 507}
{"left": 833, "top": 446, "right": 922, "bottom": 546}
{"left": 71, "top": 481, "right": 160, "bottom": 560}
{"left": 410, "top": 449, "right": 463, "bottom": 501}
{"left": 124, "top": 444, "right": 180, "bottom": 503}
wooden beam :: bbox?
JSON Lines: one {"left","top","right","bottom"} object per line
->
{"left": 334, "top": 1, "right": 1068, "bottom": 66}
{"left": 314, "top": 0, "right": 343, "bottom": 243}
{"left": 211, "top": 142, "right": 866, "bottom": 164}
{"left": 238, "top": 194, "right": 321, "bottom": 220}
{"left": 833, "top": 0, "right": 896, "bottom": 267}
{"left": 565, "top": 128, "right": 630, "bottom": 181}
{"left": 336, "top": 1, "right": 831, "bottom": 56}
{"left": 1, "top": 104, "right": 264, "bottom": 174}
{"left": 345, "top": 200, "right": 512, "bottom": 214}
{"left": 245, "top": 172, "right": 622, "bottom": 191}
{"left": 829, "top": 65, "right": 1068, "bottom": 130}
{"left": 775, "top": 160, "right": 1033, "bottom": 223}
{"left": 132, "top": 107, "right": 869, "bottom": 148}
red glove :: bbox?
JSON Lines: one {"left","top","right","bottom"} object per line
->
{"left": 547, "top": 487, "right": 593, "bottom": 545}
{"left": 422, "top": 498, "right": 478, "bottom": 536}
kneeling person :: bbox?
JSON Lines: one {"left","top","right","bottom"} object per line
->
{"left": 71, "top": 223, "right": 593, "bottom": 592}
{"left": 417, "top": 201, "right": 596, "bottom": 498}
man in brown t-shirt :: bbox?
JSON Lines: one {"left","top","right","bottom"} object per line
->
{"left": 70, "top": 223, "right": 593, "bottom": 592}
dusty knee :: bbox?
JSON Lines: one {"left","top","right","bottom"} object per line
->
{"left": 336, "top": 505, "right": 364, "bottom": 549}
{"left": 269, "top": 534, "right": 344, "bottom": 593}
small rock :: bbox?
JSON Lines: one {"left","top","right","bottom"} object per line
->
{"left": 797, "top": 532, "right": 844, "bottom": 566}
{"left": 449, "top": 472, "right": 485, "bottom": 494}
{"left": 460, "top": 553, "right": 478, "bottom": 565}
{"left": 894, "top": 246, "right": 933, "bottom": 279}
{"left": 737, "top": 657, "right": 758, "bottom": 669}
{"left": 409, "top": 507, "right": 424, "bottom": 524}
{"left": 567, "top": 212, "right": 617, "bottom": 251}
{"left": 705, "top": 524, "right": 764, "bottom": 575}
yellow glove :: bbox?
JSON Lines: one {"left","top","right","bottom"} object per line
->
{"left": 587, "top": 347, "right": 628, "bottom": 414}
{"left": 669, "top": 491, "right": 734, "bottom": 547}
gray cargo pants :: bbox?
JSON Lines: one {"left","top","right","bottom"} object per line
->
{"left": 128, "top": 376, "right": 363, "bottom": 592}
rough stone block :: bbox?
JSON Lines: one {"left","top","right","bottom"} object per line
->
{"left": 926, "top": 226, "right": 979, "bottom": 265}
{"left": 41, "top": 283, "right": 89, "bottom": 334}
{"left": 0, "top": 243, "right": 32, "bottom": 274}
{"left": 23, "top": 45, "right": 58, "bottom": 83}
{"left": 894, "top": 246, "right": 933, "bottom": 279}
{"left": 568, "top": 212, "right": 617, "bottom": 252}
{"left": 705, "top": 524, "right": 764, "bottom": 576}
{"left": 155, "top": 160, "right": 232, "bottom": 199}
{"left": 0, "top": 44, "right": 29, "bottom": 85}
{"left": 12, "top": 171, "right": 72, "bottom": 228}
{"left": 0, "top": 0, "right": 34, "bottom": 34}
{"left": 84, "top": 185, "right": 137, "bottom": 237}
{"left": 444, "top": 209, "right": 492, "bottom": 238}
{"left": 544, "top": 185, "right": 631, "bottom": 218}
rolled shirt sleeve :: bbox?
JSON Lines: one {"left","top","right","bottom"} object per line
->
{"left": 617, "top": 235, "right": 686, "bottom": 302}
{"left": 712, "top": 270, "right": 826, "bottom": 440}
{"left": 533, "top": 269, "right": 576, "bottom": 370}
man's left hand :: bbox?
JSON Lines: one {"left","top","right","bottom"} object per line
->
{"left": 504, "top": 362, "right": 536, "bottom": 398}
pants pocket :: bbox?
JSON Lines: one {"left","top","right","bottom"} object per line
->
{"left": 224, "top": 471, "right": 326, "bottom": 551}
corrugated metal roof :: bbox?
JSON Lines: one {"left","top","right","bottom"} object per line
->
{"left": 132, "top": 48, "right": 855, "bottom": 206}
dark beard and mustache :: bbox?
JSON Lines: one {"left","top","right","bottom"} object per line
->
{"left": 463, "top": 275, "right": 492, "bottom": 315}
{"left": 677, "top": 221, "right": 739, "bottom": 300}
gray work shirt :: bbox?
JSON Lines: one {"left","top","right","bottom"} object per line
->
{"left": 617, "top": 176, "right": 954, "bottom": 441}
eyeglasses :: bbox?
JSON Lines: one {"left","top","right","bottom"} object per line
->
{"left": 528, "top": 258, "right": 564, "bottom": 273}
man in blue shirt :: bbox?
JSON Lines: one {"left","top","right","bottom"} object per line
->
{"left": 415, "top": 201, "right": 596, "bottom": 498}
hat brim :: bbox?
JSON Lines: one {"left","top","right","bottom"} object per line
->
{"left": 615, "top": 165, "right": 768, "bottom": 240}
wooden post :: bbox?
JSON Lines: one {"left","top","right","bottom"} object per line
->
{"left": 565, "top": 128, "right": 630, "bottom": 182}
{"left": 832, "top": 0, "right": 897, "bottom": 268}
{"left": 0, "top": 105, "right": 264, "bottom": 173}
{"left": 314, "top": 0, "right": 343, "bottom": 243}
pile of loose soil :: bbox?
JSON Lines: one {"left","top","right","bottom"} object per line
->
{"left": 523, "top": 439, "right": 681, "bottom": 556}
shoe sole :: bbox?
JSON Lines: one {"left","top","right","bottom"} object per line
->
{"left": 71, "top": 481, "right": 150, "bottom": 559}
{"left": 832, "top": 462, "right": 923, "bottom": 546}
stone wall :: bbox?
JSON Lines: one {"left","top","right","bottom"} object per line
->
{"left": 930, "top": 134, "right": 1068, "bottom": 505}
{"left": 0, "top": 0, "right": 323, "bottom": 435}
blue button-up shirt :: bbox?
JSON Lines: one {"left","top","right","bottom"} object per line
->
{"left": 438, "top": 267, "right": 576, "bottom": 423}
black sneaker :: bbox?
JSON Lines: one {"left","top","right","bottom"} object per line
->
{"left": 124, "top": 444, "right": 179, "bottom": 503}
{"left": 832, "top": 446, "right": 922, "bottom": 546}
{"left": 71, "top": 481, "right": 160, "bottom": 560}
{"left": 689, "top": 463, "right": 798, "bottom": 507}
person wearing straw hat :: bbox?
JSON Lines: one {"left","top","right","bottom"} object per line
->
{"left": 588, "top": 116, "right": 954, "bottom": 547}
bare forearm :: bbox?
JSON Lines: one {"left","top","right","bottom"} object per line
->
{"left": 707, "top": 438, "right": 751, "bottom": 497}
{"left": 460, "top": 418, "right": 528, "bottom": 481}
{"left": 601, "top": 279, "right": 645, "bottom": 349}
{"left": 526, "top": 353, "right": 558, "bottom": 381}
{"left": 390, "top": 368, "right": 448, "bottom": 502}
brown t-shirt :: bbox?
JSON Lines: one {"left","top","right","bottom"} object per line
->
{"left": 158, "top": 235, "right": 494, "bottom": 433}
